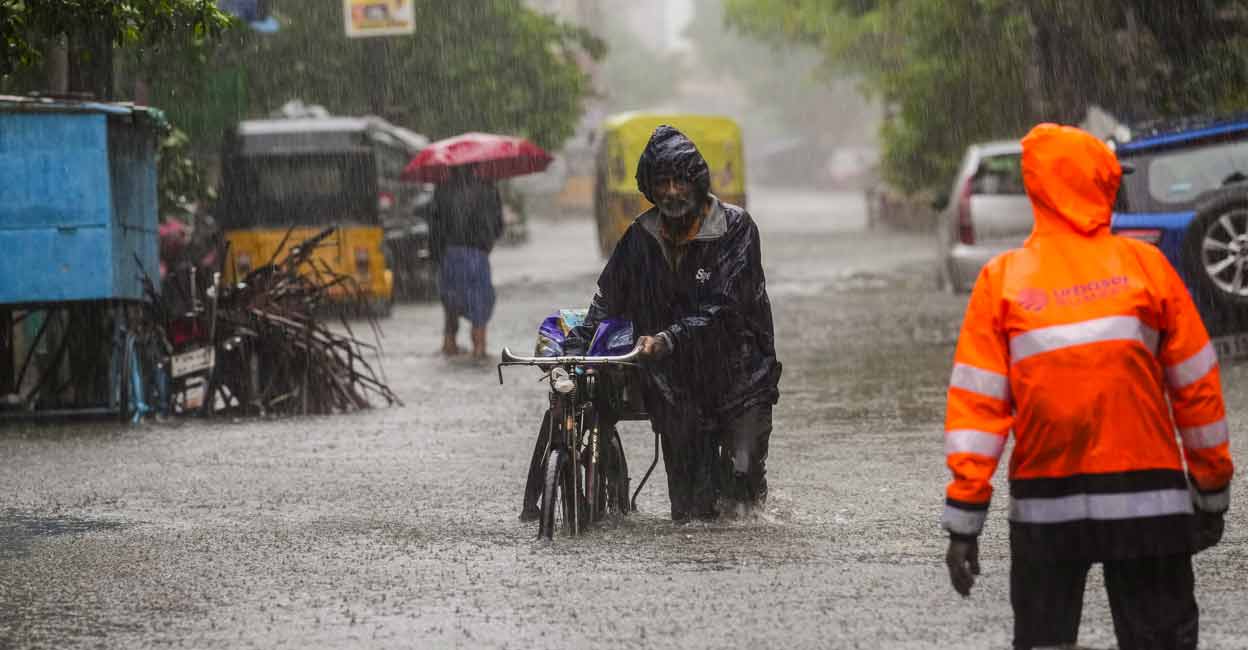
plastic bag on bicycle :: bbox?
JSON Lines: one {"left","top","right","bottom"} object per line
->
{"left": 534, "top": 309, "right": 635, "bottom": 357}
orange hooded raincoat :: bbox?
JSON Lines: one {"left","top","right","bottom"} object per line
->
{"left": 941, "top": 124, "right": 1234, "bottom": 559}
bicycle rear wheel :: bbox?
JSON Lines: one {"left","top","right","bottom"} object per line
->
{"left": 606, "top": 427, "right": 630, "bottom": 515}
{"left": 585, "top": 427, "right": 607, "bottom": 523}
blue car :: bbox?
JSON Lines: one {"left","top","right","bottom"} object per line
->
{"left": 1111, "top": 117, "right": 1248, "bottom": 356}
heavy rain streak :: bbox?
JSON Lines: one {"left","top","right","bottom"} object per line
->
{"left": 3, "top": 1, "right": 1248, "bottom": 648}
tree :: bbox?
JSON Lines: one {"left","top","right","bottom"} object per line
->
{"left": 139, "top": 1, "right": 603, "bottom": 154}
{"left": 0, "top": 0, "right": 232, "bottom": 98}
{"left": 725, "top": 0, "right": 1248, "bottom": 193}
{"left": 1025, "top": 0, "right": 1248, "bottom": 122}
{"left": 723, "top": 0, "right": 1031, "bottom": 193}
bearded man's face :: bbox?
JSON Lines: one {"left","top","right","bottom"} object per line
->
{"left": 653, "top": 175, "right": 698, "bottom": 223}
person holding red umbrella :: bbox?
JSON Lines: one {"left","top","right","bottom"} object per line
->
{"left": 403, "top": 133, "right": 553, "bottom": 359}
{"left": 429, "top": 166, "right": 504, "bottom": 359}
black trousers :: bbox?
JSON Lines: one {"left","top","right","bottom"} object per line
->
{"left": 1011, "top": 553, "right": 1198, "bottom": 650}
{"left": 718, "top": 404, "right": 772, "bottom": 504}
{"left": 657, "top": 403, "right": 772, "bottom": 520}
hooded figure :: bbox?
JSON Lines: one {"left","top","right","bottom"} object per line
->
{"left": 941, "top": 124, "right": 1233, "bottom": 649}
{"left": 561, "top": 125, "right": 781, "bottom": 520}
{"left": 635, "top": 125, "right": 712, "bottom": 206}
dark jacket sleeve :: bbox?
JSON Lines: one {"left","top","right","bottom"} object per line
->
{"left": 488, "top": 185, "right": 504, "bottom": 249}
{"left": 565, "top": 227, "right": 636, "bottom": 354}
{"left": 428, "top": 187, "right": 448, "bottom": 261}
{"left": 663, "top": 214, "right": 762, "bottom": 350}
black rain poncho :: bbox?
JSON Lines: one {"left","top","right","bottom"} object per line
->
{"left": 568, "top": 126, "right": 781, "bottom": 438}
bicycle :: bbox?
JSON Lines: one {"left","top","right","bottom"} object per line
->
{"left": 498, "top": 315, "right": 660, "bottom": 539}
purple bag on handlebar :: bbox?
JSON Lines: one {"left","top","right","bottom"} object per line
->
{"left": 535, "top": 309, "right": 635, "bottom": 357}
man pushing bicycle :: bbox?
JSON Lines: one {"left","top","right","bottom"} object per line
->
{"left": 524, "top": 125, "right": 781, "bottom": 521}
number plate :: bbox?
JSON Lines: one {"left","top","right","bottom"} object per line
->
{"left": 1213, "top": 332, "right": 1248, "bottom": 362}
{"left": 183, "top": 377, "right": 207, "bottom": 410}
{"left": 172, "top": 347, "right": 215, "bottom": 378}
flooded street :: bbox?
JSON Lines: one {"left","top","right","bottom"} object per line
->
{"left": 2, "top": 188, "right": 1246, "bottom": 649}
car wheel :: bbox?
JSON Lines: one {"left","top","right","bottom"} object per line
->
{"left": 1182, "top": 186, "right": 1248, "bottom": 306}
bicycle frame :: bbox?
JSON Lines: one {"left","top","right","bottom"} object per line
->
{"left": 500, "top": 346, "right": 650, "bottom": 536}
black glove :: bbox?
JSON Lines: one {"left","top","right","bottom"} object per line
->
{"left": 1195, "top": 510, "right": 1225, "bottom": 552}
{"left": 562, "top": 326, "right": 591, "bottom": 356}
{"left": 946, "top": 536, "right": 980, "bottom": 597}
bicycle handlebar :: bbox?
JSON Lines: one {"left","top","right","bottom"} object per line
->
{"left": 496, "top": 345, "right": 643, "bottom": 384}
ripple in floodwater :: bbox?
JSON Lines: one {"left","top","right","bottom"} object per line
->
{"left": 0, "top": 510, "right": 127, "bottom": 560}
{"left": 0, "top": 511, "right": 139, "bottom": 649}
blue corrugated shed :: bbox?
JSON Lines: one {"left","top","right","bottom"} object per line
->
{"left": 0, "top": 96, "right": 162, "bottom": 304}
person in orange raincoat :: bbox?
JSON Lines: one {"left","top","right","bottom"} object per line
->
{"left": 940, "top": 124, "right": 1234, "bottom": 649}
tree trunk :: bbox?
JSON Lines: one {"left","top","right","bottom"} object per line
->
{"left": 1022, "top": 0, "right": 1093, "bottom": 125}
{"left": 45, "top": 37, "right": 69, "bottom": 95}
{"left": 66, "top": 28, "right": 114, "bottom": 100}
{"left": 1021, "top": 4, "right": 1050, "bottom": 124}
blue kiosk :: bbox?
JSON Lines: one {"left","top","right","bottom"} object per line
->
{"left": 0, "top": 96, "right": 163, "bottom": 419}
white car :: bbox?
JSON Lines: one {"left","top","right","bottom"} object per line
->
{"left": 937, "top": 141, "right": 1033, "bottom": 292}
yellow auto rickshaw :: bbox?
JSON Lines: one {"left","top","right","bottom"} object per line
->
{"left": 593, "top": 112, "right": 746, "bottom": 257}
{"left": 218, "top": 116, "right": 427, "bottom": 315}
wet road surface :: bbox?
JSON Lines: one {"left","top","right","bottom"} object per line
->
{"left": 2, "top": 186, "right": 1246, "bottom": 649}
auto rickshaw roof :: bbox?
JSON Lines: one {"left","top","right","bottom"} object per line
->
{"left": 234, "top": 116, "right": 429, "bottom": 156}
{"left": 601, "top": 111, "right": 741, "bottom": 137}
{"left": 598, "top": 111, "right": 746, "bottom": 196}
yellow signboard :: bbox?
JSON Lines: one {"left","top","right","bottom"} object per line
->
{"left": 344, "top": 0, "right": 415, "bottom": 38}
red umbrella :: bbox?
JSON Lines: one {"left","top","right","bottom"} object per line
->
{"left": 401, "top": 132, "right": 553, "bottom": 183}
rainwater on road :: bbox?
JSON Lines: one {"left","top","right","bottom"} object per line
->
{"left": 2, "top": 187, "right": 1246, "bottom": 649}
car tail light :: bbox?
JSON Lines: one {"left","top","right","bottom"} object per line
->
{"left": 1117, "top": 228, "right": 1162, "bottom": 245}
{"left": 355, "top": 247, "right": 371, "bottom": 280}
{"left": 236, "top": 252, "right": 253, "bottom": 277}
{"left": 957, "top": 178, "right": 975, "bottom": 245}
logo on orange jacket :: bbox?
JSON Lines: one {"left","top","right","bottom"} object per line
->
{"left": 1053, "top": 276, "right": 1129, "bottom": 306}
{"left": 1018, "top": 288, "right": 1049, "bottom": 312}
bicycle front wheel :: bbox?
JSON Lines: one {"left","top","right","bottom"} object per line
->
{"left": 586, "top": 429, "right": 607, "bottom": 523}
{"left": 538, "top": 448, "right": 584, "bottom": 539}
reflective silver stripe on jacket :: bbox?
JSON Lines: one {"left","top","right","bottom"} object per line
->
{"left": 1179, "top": 418, "right": 1230, "bottom": 450}
{"left": 941, "top": 504, "right": 987, "bottom": 536}
{"left": 1009, "top": 489, "right": 1192, "bottom": 524}
{"left": 1166, "top": 342, "right": 1218, "bottom": 389}
{"left": 1193, "top": 487, "right": 1231, "bottom": 513}
{"left": 949, "top": 363, "right": 1010, "bottom": 402}
{"left": 1009, "top": 316, "right": 1159, "bottom": 363}
{"left": 945, "top": 429, "right": 1007, "bottom": 459}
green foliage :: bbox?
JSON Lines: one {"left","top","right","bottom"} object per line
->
{"left": 0, "top": 0, "right": 233, "bottom": 77}
{"left": 158, "top": 127, "right": 216, "bottom": 219}
{"left": 3, "top": 1, "right": 600, "bottom": 215}
{"left": 725, "top": 0, "right": 1030, "bottom": 192}
{"left": 877, "top": 1, "right": 1031, "bottom": 192}
{"left": 726, "top": 0, "right": 1248, "bottom": 193}
{"left": 141, "top": 0, "right": 602, "bottom": 154}
{"left": 1, "top": 1, "right": 232, "bottom": 218}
